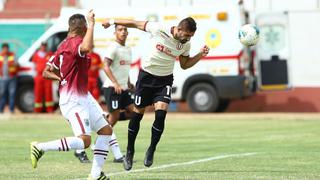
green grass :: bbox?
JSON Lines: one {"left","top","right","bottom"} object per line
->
{"left": 1, "top": 113, "right": 320, "bottom": 180}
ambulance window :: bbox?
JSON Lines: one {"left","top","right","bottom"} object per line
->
{"left": 46, "top": 32, "right": 68, "bottom": 52}
{"left": 259, "top": 25, "right": 286, "bottom": 53}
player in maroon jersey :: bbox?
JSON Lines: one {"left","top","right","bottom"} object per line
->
{"left": 30, "top": 10, "right": 112, "bottom": 180}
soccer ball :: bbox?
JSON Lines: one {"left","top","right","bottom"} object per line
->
{"left": 239, "top": 24, "right": 260, "bottom": 46}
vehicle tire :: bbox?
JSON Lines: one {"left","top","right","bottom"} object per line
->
{"left": 186, "top": 83, "right": 219, "bottom": 112}
{"left": 16, "top": 85, "right": 34, "bottom": 113}
{"left": 216, "top": 99, "right": 230, "bottom": 112}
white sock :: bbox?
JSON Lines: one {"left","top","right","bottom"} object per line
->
{"left": 37, "top": 137, "right": 84, "bottom": 152}
{"left": 76, "top": 149, "right": 85, "bottom": 154}
{"left": 109, "top": 132, "right": 123, "bottom": 159}
{"left": 91, "top": 135, "right": 110, "bottom": 178}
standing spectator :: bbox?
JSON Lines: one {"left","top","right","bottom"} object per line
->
{"left": 87, "top": 48, "right": 102, "bottom": 101}
{"left": 32, "top": 42, "right": 54, "bottom": 113}
{"left": 0, "top": 43, "right": 18, "bottom": 113}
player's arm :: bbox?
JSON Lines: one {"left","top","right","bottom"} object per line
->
{"left": 80, "top": 10, "right": 95, "bottom": 54}
{"left": 43, "top": 64, "right": 61, "bottom": 81}
{"left": 179, "top": 45, "right": 210, "bottom": 70}
{"left": 127, "top": 77, "right": 134, "bottom": 90}
{"left": 102, "top": 19, "right": 147, "bottom": 31}
{"left": 103, "top": 58, "right": 122, "bottom": 94}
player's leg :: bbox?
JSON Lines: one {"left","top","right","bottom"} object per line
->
{"left": 118, "top": 90, "right": 134, "bottom": 121}
{"left": 88, "top": 97, "right": 113, "bottom": 180}
{"left": 144, "top": 101, "right": 169, "bottom": 167}
{"left": 124, "top": 70, "right": 154, "bottom": 170}
{"left": 30, "top": 102, "right": 91, "bottom": 169}
{"left": 144, "top": 81, "right": 173, "bottom": 167}
{"left": 103, "top": 87, "right": 124, "bottom": 162}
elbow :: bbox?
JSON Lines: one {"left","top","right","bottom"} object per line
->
{"left": 180, "top": 64, "right": 188, "bottom": 70}
{"left": 80, "top": 47, "right": 90, "bottom": 54}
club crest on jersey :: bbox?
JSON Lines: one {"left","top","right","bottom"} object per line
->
{"left": 84, "top": 119, "right": 89, "bottom": 126}
{"left": 176, "top": 43, "right": 183, "bottom": 50}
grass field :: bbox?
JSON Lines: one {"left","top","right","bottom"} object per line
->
{"left": 1, "top": 113, "right": 320, "bottom": 180}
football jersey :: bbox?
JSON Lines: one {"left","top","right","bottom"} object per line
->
{"left": 142, "top": 22, "right": 191, "bottom": 76}
{"left": 50, "top": 36, "right": 91, "bottom": 104}
{"left": 103, "top": 41, "right": 132, "bottom": 90}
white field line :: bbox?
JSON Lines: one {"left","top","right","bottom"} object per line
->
{"left": 71, "top": 152, "right": 257, "bottom": 180}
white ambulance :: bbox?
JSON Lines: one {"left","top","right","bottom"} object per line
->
{"left": 16, "top": 0, "right": 256, "bottom": 112}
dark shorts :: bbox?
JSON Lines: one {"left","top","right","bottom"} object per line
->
{"left": 134, "top": 70, "right": 173, "bottom": 108}
{"left": 104, "top": 87, "right": 134, "bottom": 112}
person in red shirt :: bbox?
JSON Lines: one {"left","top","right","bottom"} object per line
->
{"left": 32, "top": 42, "right": 54, "bottom": 113}
{"left": 30, "top": 10, "right": 113, "bottom": 180}
{"left": 87, "top": 48, "right": 102, "bottom": 101}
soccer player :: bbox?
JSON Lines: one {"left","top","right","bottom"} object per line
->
{"left": 30, "top": 10, "right": 112, "bottom": 180}
{"left": 103, "top": 24, "right": 134, "bottom": 162}
{"left": 102, "top": 17, "right": 210, "bottom": 170}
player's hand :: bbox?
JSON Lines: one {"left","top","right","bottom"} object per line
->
{"left": 128, "top": 82, "right": 135, "bottom": 91}
{"left": 200, "top": 45, "right": 210, "bottom": 57}
{"left": 114, "top": 83, "right": 122, "bottom": 94}
{"left": 102, "top": 19, "right": 111, "bottom": 29}
{"left": 86, "top": 9, "right": 95, "bottom": 28}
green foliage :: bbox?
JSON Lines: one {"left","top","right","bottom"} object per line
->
{"left": 1, "top": 114, "right": 320, "bottom": 179}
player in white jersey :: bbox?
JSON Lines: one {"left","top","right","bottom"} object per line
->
{"left": 103, "top": 17, "right": 209, "bottom": 171}
{"left": 103, "top": 24, "right": 134, "bottom": 162}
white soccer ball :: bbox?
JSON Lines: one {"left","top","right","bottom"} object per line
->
{"left": 239, "top": 24, "right": 260, "bottom": 46}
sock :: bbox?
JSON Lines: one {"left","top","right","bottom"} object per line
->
{"left": 76, "top": 149, "right": 85, "bottom": 154}
{"left": 91, "top": 135, "right": 110, "bottom": 179}
{"left": 109, "top": 132, "right": 123, "bottom": 159}
{"left": 149, "top": 110, "right": 167, "bottom": 151}
{"left": 37, "top": 137, "right": 84, "bottom": 152}
{"left": 118, "top": 111, "right": 127, "bottom": 121}
{"left": 127, "top": 112, "right": 143, "bottom": 153}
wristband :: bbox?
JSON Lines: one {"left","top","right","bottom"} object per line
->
{"left": 109, "top": 19, "right": 115, "bottom": 25}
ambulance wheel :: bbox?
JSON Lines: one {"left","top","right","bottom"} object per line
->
{"left": 186, "top": 83, "right": 219, "bottom": 112}
{"left": 16, "top": 85, "right": 34, "bottom": 113}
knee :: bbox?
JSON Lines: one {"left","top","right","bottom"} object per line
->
{"left": 97, "top": 125, "right": 113, "bottom": 135}
{"left": 80, "top": 135, "right": 91, "bottom": 148}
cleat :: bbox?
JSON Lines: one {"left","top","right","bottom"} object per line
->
{"left": 87, "top": 172, "right": 109, "bottom": 180}
{"left": 113, "top": 156, "right": 124, "bottom": 163}
{"left": 144, "top": 148, "right": 155, "bottom": 167}
{"left": 30, "top": 141, "right": 44, "bottom": 169}
{"left": 123, "top": 151, "right": 134, "bottom": 171}
{"left": 74, "top": 151, "right": 91, "bottom": 163}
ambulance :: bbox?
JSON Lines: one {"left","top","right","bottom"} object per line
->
{"left": 16, "top": 0, "right": 256, "bottom": 112}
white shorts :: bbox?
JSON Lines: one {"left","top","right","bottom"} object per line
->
{"left": 60, "top": 93, "right": 109, "bottom": 137}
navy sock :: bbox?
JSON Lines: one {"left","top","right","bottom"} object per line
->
{"left": 149, "top": 110, "right": 167, "bottom": 151}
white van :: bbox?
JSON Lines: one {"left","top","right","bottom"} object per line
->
{"left": 16, "top": 1, "right": 256, "bottom": 112}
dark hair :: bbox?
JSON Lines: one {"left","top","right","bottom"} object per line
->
{"left": 178, "top": 17, "right": 197, "bottom": 32}
{"left": 68, "top": 14, "right": 87, "bottom": 35}
{"left": 1, "top": 43, "right": 9, "bottom": 49}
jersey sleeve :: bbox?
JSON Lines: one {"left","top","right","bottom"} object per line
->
{"left": 145, "top": 22, "right": 162, "bottom": 36}
{"left": 51, "top": 52, "right": 60, "bottom": 70}
{"left": 73, "top": 37, "right": 85, "bottom": 58}
{"left": 181, "top": 43, "right": 191, "bottom": 57}
{"left": 104, "top": 44, "right": 117, "bottom": 61}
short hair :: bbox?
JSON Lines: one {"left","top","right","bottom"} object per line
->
{"left": 1, "top": 43, "right": 9, "bottom": 49}
{"left": 68, "top": 14, "right": 87, "bottom": 35}
{"left": 178, "top": 17, "right": 197, "bottom": 32}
